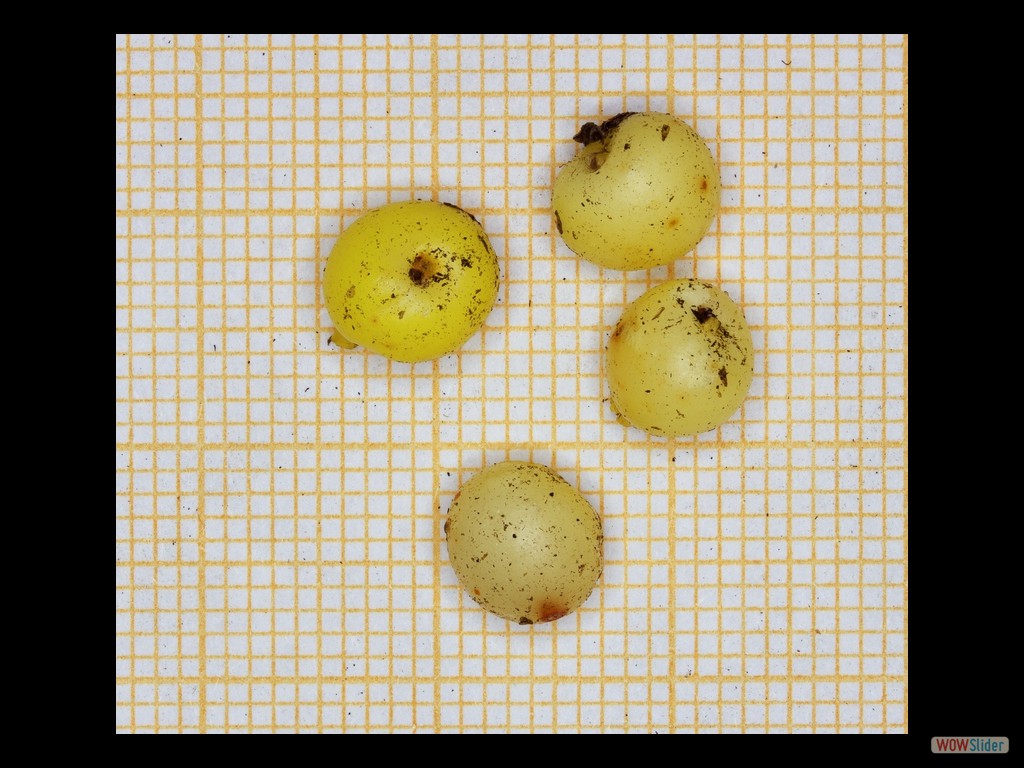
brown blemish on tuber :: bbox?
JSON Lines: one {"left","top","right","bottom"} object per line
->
{"left": 538, "top": 601, "right": 569, "bottom": 623}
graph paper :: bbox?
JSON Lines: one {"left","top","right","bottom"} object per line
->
{"left": 115, "top": 34, "right": 908, "bottom": 733}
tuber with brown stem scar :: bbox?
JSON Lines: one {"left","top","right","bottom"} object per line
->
{"left": 553, "top": 112, "right": 720, "bottom": 271}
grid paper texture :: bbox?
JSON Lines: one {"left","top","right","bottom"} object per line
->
{"left": 115, "top": 34, "right": 908, "bottom": 733}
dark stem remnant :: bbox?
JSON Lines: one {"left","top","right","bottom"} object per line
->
{"left": 408, "top": 252, "right": 449, "bottom": 287}
{"left": 573, "top": 122, "right": 604, "bottom": 145}
{"left": 600, "top": 111, "right": 635, "bottom": 135}
{"left": 661, "top": 124, "right": 670, "bottom": 141}
{"left": 572, "top": 111, "right": 636, "bottom": 144}
{"left": 691, "top": 305, "right": 715, "bottom": 324}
